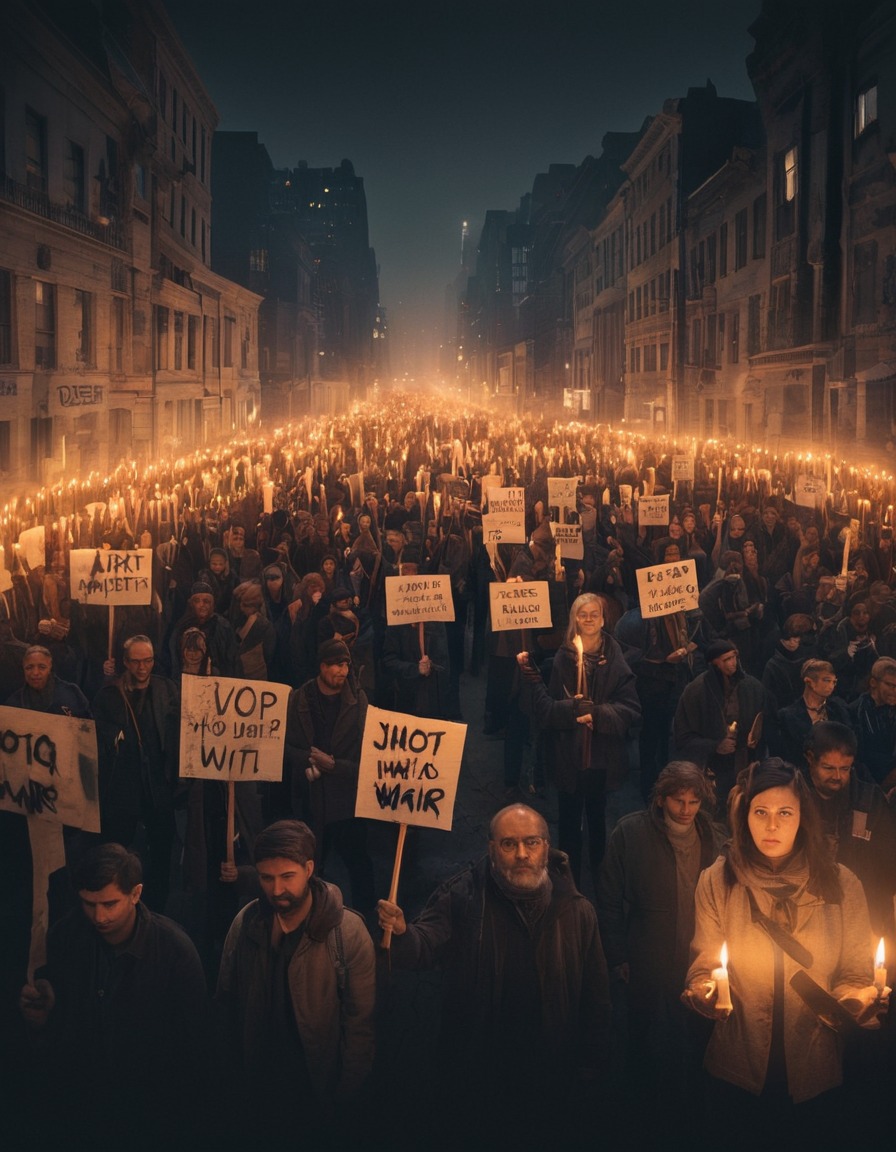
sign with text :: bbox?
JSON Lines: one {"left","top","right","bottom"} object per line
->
{"left": 355, "top": 706, "right": 466, "bottom": 830}
{"left": 794, "top": 473, "right": 824, "bottom": 508}
{"left": 69, "top": 548, "right": 153, "bottom": 605}
{"left": 0, "top": 706, "right": 99, "bottom": 832}
{"left": 17, "top": 526, "right": 45, "bottom": 570}
{"left": 179, "top": 676, "right": 290, "bottom": 782}
{"left": 548, "top": 476, "right": 578, "bottom": 509}
{"left": 671, "top": 456, "right": 695, "bottom": 482}
{"left": 489, "top": 581, "right": 553, "bottom": 631}
{"left": 637, "top": 494, "right": 670, "bottom": 526}
{"left": 636, "top": 560, "right": 699, "bottom": 618}
{"left": 385, "top": 574, "right": 455, "bottom": 624}
{"left": 550, "top": 521, "right": 584, "bottom": 560}
{"left": 482, "top": 486, "right": 526, "bottom": 544}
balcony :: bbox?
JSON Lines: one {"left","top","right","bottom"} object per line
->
{"left": 0, "top": 173, "right": 126, "bottom": 250}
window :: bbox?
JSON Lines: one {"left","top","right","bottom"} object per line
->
{"left": 734, "top": 209, "right": 748, "bottom": 270}
{"left": 855, "top": 85, "right": 878, "bottom": 137}
{"left": 200, "top": 127, "right": 207, "bottom": 183}
{"left": 111, "top": 297, "right": 125, "bottom": 373}
{"left": 707, "top": 314, "right": 717, "bottom": 368}
{"left": 180, "top": 195, "right": 186, "bottom": 237}
{"left": 158, "top": 71, "right": 167, "bottom": 120}
{"left": 854, "top": 242, "right": 877, "bottom": 325}
{"left": 0, "top": 421, "right": 10, "bottom": 472}
{"left": 250, "top": 249, "right": 269, "bottom": 273}
{"left": 644, "top": 344, "right": 657, "bottom": 372}
{"left": 207, "top": 316, "right": 219, "bottom": 368}
{"left": 34, "top": 281, "right": 55, "bottom": 369}
{"left": 707, "top": 234, "right": 717, "bottom": 284}
{"left": 223, "top": 316, "right": 235, "bottom": 367}
{"left": 25, "top": 107, "right": 47, "bottom": 193}
{"left": 155, "top": 306, "right": 169, "bottom": 370}
{"left": 719, "top": 222, "right": 728, "bottom": 277}
{"left": 73, "top": 289, "right": 91, "bottom": 365}
{"left": 752, "top": 194, "right": 767, "bottom": 259}
{"left": 188, "top": 316, "right": 198, "bottom": 370}
{"left": 174, "top": 311, "right": 183, "bottom": 370}
{"left": 690, "top": 318, "right": 702, "bottom": 365}
{"left": 241, "top": 325, "right": 249, "bottom": 370}
{"left": 63, "top": 140, "right": 85, "bottom": 212}
{"left": 659, "top": 342, "right": 669, "bottom": 371}
{"left": 0, "top": 270, "right": 12, "bottom": 364}
{"left": 775, "top": 147, "right": 797, "bottom": 238}
{"left": 134, "top": 163, "right": 147, "bottom": 200}
{"left": 191, "top": 208, "right": 196, "bottom": 246}
{"left": 747, "top": 294, "right": 762, "bottom": 355}
{"left": 769, "top": 278, "right": 792, "bottom": 347}
{"left": 730, "top": 310, "right": 740, "bottom": 364}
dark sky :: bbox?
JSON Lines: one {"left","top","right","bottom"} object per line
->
{"left": 163, "top": 0, "right": 761, "bottom": 374}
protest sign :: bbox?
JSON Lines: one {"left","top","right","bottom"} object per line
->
{"left": 17, "top": 526, "right": 45, "bottom": 569}
{"left": 637, "top": 494, "right": 670, "bottom": 526}
{"left": 550, "top": 521, "right": 584, "bottom": 560}
{"left": 671, "top": 456, "right": 695, "bottom": 482}
{"left": 0, "top": 706, "right": 99, "bottom": 832}
{"left": 481, "top": 486, "right": 526, "bottom": 544}
{"left": 179, "top": 676, "right": 290, "bottom": 782}
{"left": 794, "top": 473, "right": 824, "bottom": 508}
{"left": 355, "top": 705, "right": 466, "bottom": 830}
{"left": 547, "top": 476, "right": 578, "bottom": 509}
{"left": 489, "top": 581, "right": 553, "bottom": 631}
{"left": 636, "top": 560, "right": 699, "bottom": 618}
{"left": 69, "top": 548, "right": 153, "bottom": 605}
{"left": 0, "top": 547, "right": 11, "bottom": 593}
{"left": 385, "top": 574, "right": 455, "bottom": 623}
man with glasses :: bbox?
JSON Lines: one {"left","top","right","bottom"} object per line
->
{"left": 376, "top": 803, "right": 609, "bottom": 1147}
{"left": 772, "top": 658, "right": 853, "bottom": 771}
{"left": 92, "top": 635, "right": 180, "bottom": 910}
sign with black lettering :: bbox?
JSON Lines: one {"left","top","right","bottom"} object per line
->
{"left": 481, "top": 486, "right": 526, "bottom": 544}
{"left": 488, "top": 581, "right": 553, "bottom": 631}
{"left": 636, "top": 560, "right": 699, "bottom": 618}
{"left": 671, "top": 456, "right": 695, "bottom": 482}
{"left": 385, "top": 574, "right": 455, "bottom": 624}
{"left": 550, "top": 522, "right": 584, "bottom": 560}
{"left": 355, "top": 706, "right": 466, "bottom": 830}
{"left": 70, "top": 549, "right": 153, "bottom": 605}
{"left": 547, "top": 476, "right": 578, "bottom": 509}
{"left": 637, "top": 494, "right": 670, "bottom": 526}
{"left": 0, "top": 706, "right": 99, "bottom": 831}
{"left": 794, "top": 474, "right": 824, "bottom": 508}
{"left": 18, "top": 526, "right": 45, "bottom": 570}
{"left": 179, "top": 676, "right": 290, "bottom": 781}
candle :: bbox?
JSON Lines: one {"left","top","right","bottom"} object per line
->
{"left": 572, "top": 634, "right": 585, "bottom": 697}
{"left": 874, "top": 937, "right": 886, "bottom": 993}
{"left": 840, "top": 526, "right": 850, "bottom": 577}
{"left": 711, "top": 942, "right": 733, "bottom": 1011}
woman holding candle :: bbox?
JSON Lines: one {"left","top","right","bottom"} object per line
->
{"left": 517, "top": 592, "right": 640, "bottom": 885}
{"left": 683, "top": 759, "right": 885, "bottom": 1145}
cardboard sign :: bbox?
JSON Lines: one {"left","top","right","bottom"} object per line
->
{"left": 17, "top": 526, "right": 45, "bottom": 569}
{"left": 794, "top": 474, "right": 824, "bottom": 508}
{"left": 0, "top": 706, "right": 99, "bottom": 832}
{"left": 489, "top": 581, "right": 553, "bottom": 631}
{"left": 482, "top": 486, "right": 526, "bottom": 544}
{"left": 547, "top": 476, "right": 578, "bottom": 509}
{"left": 550, "top": 521, "right": 584, "bottom": 560}
{"left": 355, "top": 705, "right": 466, "bottom": 830}
{"left": 671, "top": 456, "right": 695, "bottom": 482}
{"left": 636, "top": 560, "right": 699, "bottom": 618}
{"left": 637, "top": 494, "right": 670, "bottom": 526}
{"left": 385, "top": 574, "right": 456, "bottom": 624}
{"left": 69, "top": 549, "right": 153, "bottom": 605}
{"left": 179, "top": 676, "right": 290, "bottom": 781}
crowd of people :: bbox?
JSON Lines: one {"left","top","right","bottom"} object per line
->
{"left": 1, "top": 396, "right": 895, "bottom": 1150}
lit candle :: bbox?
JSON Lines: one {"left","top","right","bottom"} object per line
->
{"left": 874, "top": 937, "right": 887, "bottom": 993}
{"left": 711, "top": 942, "right": 733, "bottom": 1011}
{"left": 572, "top": 634, "right": 585, "bottom": 697}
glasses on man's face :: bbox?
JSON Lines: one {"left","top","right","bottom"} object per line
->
{"left": 495, "top": 836, "right": 546, "bottom": 854}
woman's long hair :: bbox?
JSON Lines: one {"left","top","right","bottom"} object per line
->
{"left": 724, "top": 757, "right": 841, "bottom": 902}
{"left": 564, "top": 592, "right": 604, "bottom": 646}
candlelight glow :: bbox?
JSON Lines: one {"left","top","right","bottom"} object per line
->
{"left": 875, "top": 937, "right": 885, "bottom": 968}
{"left": 720, "top": 941, "right": 728, "bottom": 969}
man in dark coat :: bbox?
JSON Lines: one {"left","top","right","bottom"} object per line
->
{"left": 673, "top": 638, "right": 767, "bottom": 815}
{"left": 286, "top": 638, "right": 373, "bottom": 916}
{"left": 168, "top": 580, "right": 238, "bottom": 677}
{"left": 378, "top": 803, "right": 610, "bottom": 1150}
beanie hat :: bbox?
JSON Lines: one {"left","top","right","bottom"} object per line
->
{"left": 318, "top": 638, "right": 351, "bottom": 666}
{"left": 706, "top": 639, "right": 738, "bottom": 662}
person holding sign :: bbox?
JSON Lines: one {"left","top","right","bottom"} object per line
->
{"left": 216, "top": 819, "right": 375, "bottom": 1147}
{"left": 683, "top": 760, "right": 884, "bottom": 1149}
{"left": 376, "top": 803, "right": 609, "bottom": 1148}
{"left": 19, "top": 844, "right": 209, "bottom": 1150}
{"left": 517, "top": 593, "right": 640, "bottom": 884}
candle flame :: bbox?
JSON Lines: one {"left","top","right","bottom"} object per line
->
{"left": 720, "top": 941, "right": 729, "bottom": 969}
{"left": 876, "top": 937, "right": 885, "bottom": 967}
{"left": 572, "top": 635, "right": 584, "bottom": 659}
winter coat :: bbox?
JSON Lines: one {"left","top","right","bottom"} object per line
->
{"left": 687, "top": 858, "right": 872, "bottom": 1102}
{"left": 381, "top": 620, "right": 451, "bottom": 718}
{"left": 673, "top": 665, "right": 767, "bottom": 774}
{"left": 216, "top": 878, "right": 375, "bottom": 1106}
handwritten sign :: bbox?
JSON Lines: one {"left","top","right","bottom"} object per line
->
{"left": 385, "top": 574, "right": 455, "bottom": 624}
{"left": 179, "top": 676, "right": 290, "bottom": 782}
{"left": 637, "top": 494, "right": 670, "bottom": 526}
{"left": 17, "top": 526, "right": 46, "bottom": 569}
{"left": 671, "top": 456, "right": 694, "bottom": 482}
{"left": 489, "top": 581, "right": 553, "bottom": 631}
{"left": 794, "top": 474, "right": 824, "bottom": 508}
{"left": 482, "top": 486, "right": 526, "bottom": 544}
{"left": 548, "top": 476, "right": 578, "bottom": 509}
{"left": 636, "top": 560, "right": 699, "bottom": 618}
{"left": 355, "top": 705, "right": 466, "bottom": 830}
{"left": 69, "top": 549, "right": 153, "bottom": 605}
{"left": 0, "top": 706, "right": 99, "bottom": 832}
{"left": 550, "top": 521, "right": 584, "bottom": 560}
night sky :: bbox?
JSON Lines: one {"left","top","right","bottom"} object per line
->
{"left": 163, "top": 0, "right": 761, "bottom": 375}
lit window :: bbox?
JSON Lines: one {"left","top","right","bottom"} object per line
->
{"left": 855, "top": 85, "right": 878, "bottom": 137}
{"left": 783, "top": 147, "right": 797, "bottom": 202}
